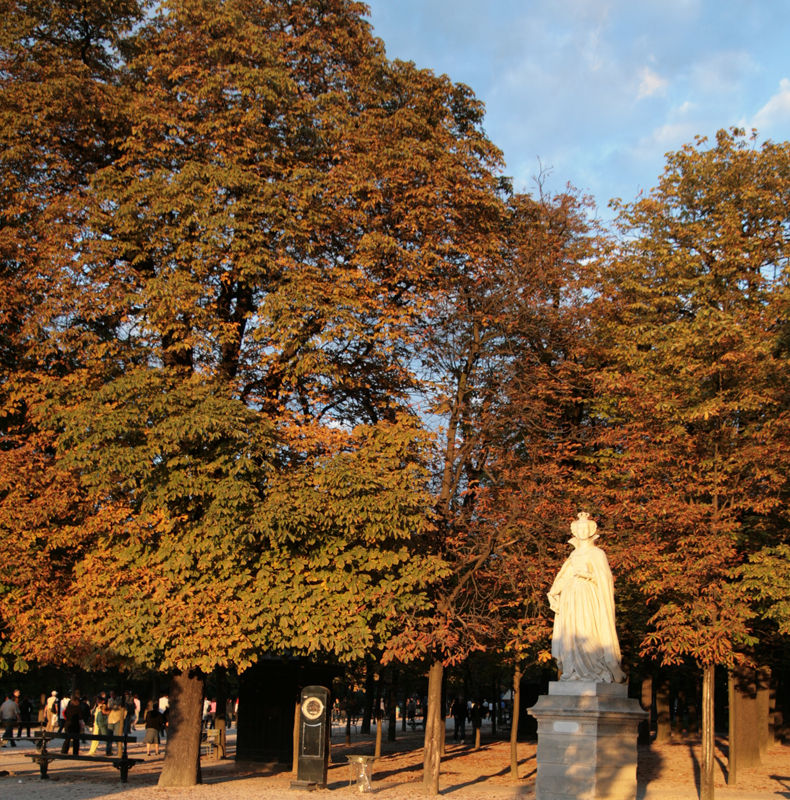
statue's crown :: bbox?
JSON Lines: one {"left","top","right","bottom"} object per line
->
{"left": 571, "top": 511, "right": 597, "bottom": 540}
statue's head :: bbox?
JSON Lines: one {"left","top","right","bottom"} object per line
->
{"left": 571, "top": 511, "right": 598, "bottom": 540}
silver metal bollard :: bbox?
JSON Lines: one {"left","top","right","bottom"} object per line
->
{"left": 346, "top": 754, "right": 375, "bottom": 792}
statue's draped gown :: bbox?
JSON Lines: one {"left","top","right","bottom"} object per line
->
{"left": 548, "top": 540, "right": 625, "bottom": 683}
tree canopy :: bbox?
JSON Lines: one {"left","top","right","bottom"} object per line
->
{"left": 0, "top": 0, "right": 504, "bottom": 677}
{"left": 596, "top": 129, "right": 790, "bottom": 669}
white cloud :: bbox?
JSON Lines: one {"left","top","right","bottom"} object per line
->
{"left": 752, "top": 78, "right": 790, "bottom": 132}
{"left": 639, "top": 120, "right": 700, "bottom": 150}
{"left": 365, "top": 0, "right": 790, "bottom": 210}
{"left": 637, "top": 67, "right": 668, "bottom": 99}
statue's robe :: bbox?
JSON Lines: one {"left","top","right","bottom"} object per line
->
{"left": 548, "top": 540, "right": 625, "bottom": 683}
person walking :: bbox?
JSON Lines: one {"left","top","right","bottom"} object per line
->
{"left": 93, "top": 695, "right": 111, "bottom": 754}
{"left": 60, "top": 691, "right": 83, "bottom": 755}
{"left": 16, "top": 692, "right": 33, "bottom": 738}
{"left": 132, "top": 694, "right": 141, "bottom": 732}
{"left": 58, "top": 693, "right": 70, "bottom": 733}
{"left": 450, "top": 697, "right": 467, "bottom": 742}
{"left": 143, "top": 701, "right": 164, "bottom": 756}
{"left": 1, "top": 692, "right": 20, "bottom": 747}
{"left": 106, "top": 696, "right": 125, "bottom": 754}
{"left": 123, "top": 692, "right": 135, "bottom": 737}
{"left": 45, "top": 692, "right": 59, "bottom": 731}
{"left": 87, "top": 695, "right": 106, "bottom": 755}
{"left": 37, "top": 693, "right": 48, "bottom": 731}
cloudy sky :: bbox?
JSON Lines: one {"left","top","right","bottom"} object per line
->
{"left": 364, "top": 0, "right": 790, "bottom": 214}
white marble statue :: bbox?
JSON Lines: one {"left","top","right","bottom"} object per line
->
{"left": 548, "top": 512, "right": 626, "bottom": 683}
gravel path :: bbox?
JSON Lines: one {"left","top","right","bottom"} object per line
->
{"left": 2, "top": 724, "right": 788, "bottom": 799}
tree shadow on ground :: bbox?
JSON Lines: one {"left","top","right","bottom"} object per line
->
{"left": 636, "top": 735, "right": 732, "bottom": 800}
{"left": 687, "top": 741, "right": 701, "bottom": 797}
{"left": 441, "top": 757, "right": 536, "bottom": 795}
{"left": 715, "top": 737, "right": 729, "bottom": 783}
{"left": 326, "top": 738, "right": 535, "bottom": 794}
{"left": 636, "top": 741, "right": 665, "bottom": 800}
{"left": 768, "top": 775, "right": 790, "bottom": 798}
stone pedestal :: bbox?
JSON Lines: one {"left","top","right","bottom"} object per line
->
{"left": 528, "top": 682, "right": 647, "bottom": 800}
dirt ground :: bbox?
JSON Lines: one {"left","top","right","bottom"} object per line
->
{"left": 2, "top": 724, "right": 789, "bottom": 799}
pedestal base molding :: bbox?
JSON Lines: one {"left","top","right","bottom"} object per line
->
{"left": 528, "top": 681, "right": 647, "bottom": 800}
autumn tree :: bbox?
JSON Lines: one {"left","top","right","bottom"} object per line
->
{"left": 0, "top": 0, "right": 149, "bottom": 671}
{"left": 375, "top": 169, "right": 515, "bottom": 793}
{"left": 476, "top": 188, "right": 613, "bottom": 776}
{"left": 0, "top": 0, "right": 509, "bottom": 786}
{"left": 594, "top": 129, "right": 790, "bottom": 800}
{"left": 383, "top": 182, "right": 606, "bottom": 792}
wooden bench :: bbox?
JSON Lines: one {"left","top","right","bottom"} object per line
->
{"left": 23, "top": 731, "right": 142, "bottom": 782}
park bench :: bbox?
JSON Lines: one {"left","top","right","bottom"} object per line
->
{"left": 23, "top": 731, "right": 142, "bottom": 782}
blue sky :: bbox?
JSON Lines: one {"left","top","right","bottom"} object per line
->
{"left": 363, "top": 0, "right": 790, "bottom": 213}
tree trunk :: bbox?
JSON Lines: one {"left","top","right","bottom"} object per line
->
{"left": 214, "top": 716, "right": 227, "bottom": 758}
{"left": 292, "top": 700, "right": 300, "bottom": 774}
{"left": 728, "top": 673, "right": 737, "bottom": 786}
{"left": 214, "top": 667, "right": 227, "bottom": 758}
{"left": 729, "top": 664, "right": 764, "bottom": 783}
{"left": 510, "top": 665, "right": 522, "bottom": 781}
{"left": 757, "top": 667, "right": 771, "bottom": 757}
{"left": 157, "top": 670, "right": 204, "bottom": 787}
{"left": 701, "top": 664, "right": 715, "bottom": 800}
{"left": 388, "top": 667, "right": 398, "bottom": 742}
{"left": 374, "top": 709, "right": 383, "bottom": 759}
{"left": 345, "top": 707, "right": 352, "bottom": 745}
{"left": 439, "top": 668, "right": 447, "bottom": 756}
{"left": 491, "top": 677, "right": 498, "bottom": 737}
{"left": 639, "top": 676, "right": 653, "bottom": 744}
{"left": 423, "top": 660, "right": 443, "bottom": 795}
{"left": 387, "top": 704, "right": 397, "bottom": 741}
{"left": 655, "top": 676, "right": 671, "bottom": 743}
{"left": 361, "top": 661, "right": 375, "bottom": 735}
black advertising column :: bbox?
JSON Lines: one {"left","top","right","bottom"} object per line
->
{"left": 294, "top": 685, "right": 330, "bottom": 787}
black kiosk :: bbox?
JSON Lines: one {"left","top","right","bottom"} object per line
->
{"left": 293, "top": 685, "right": 330, "bottom": 788}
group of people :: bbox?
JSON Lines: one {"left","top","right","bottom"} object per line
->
{"left": 202, "top": 696, "right": 238, "bottom": 729}
{"left": 449, "top": 697, "right": 492, "bottom": 742}
{"left": 0, "top": 689, "right": 168, "bottom": 757}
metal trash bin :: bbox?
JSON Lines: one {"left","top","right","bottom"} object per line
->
{"left": 346, "top": 755, "right": 375, "bottom": 792}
